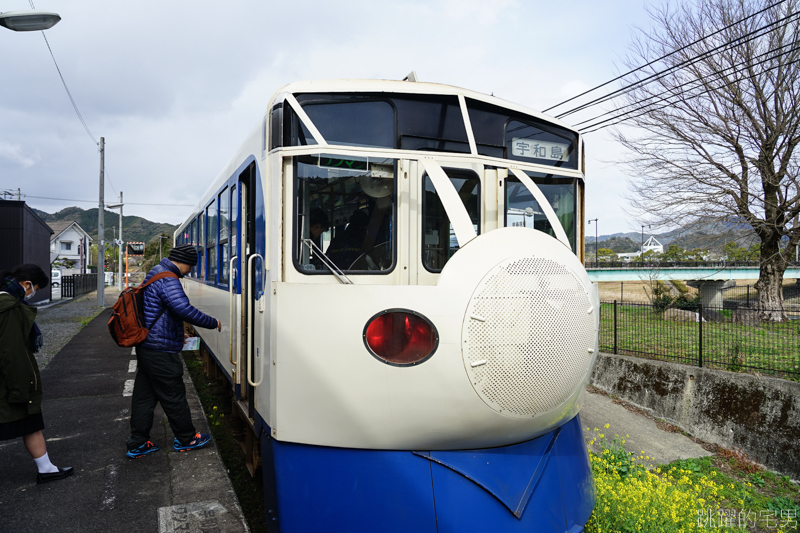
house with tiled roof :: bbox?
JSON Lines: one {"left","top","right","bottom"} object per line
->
{"left": 49, "top": 220, "right": 92, "bottom": 274}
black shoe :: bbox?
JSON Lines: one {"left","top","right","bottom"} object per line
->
{"left": 36, "top": 466, "right": 73, "bottom": 484}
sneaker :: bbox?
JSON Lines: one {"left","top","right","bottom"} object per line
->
{"left": 173, "top": 433, "right": 211, "bottom": 452}
{"left": 126, "top": 441, "right": 159, "bottom": 459}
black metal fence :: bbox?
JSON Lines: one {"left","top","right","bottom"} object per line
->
{"left": 601, "top": 280, "right": 800, "bottom": 310}
{"left": 585, "top": 260, "right": 800, "bottom": 269}
{"left": 61, "top": 274, "right": 97, "bottom": 299}
{"left": 599, "top": 301, "right": 800, "bottom": 380}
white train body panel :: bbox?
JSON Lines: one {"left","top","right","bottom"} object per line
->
{"left": 272, "top": 228, "right": 598, "bottom": 449}
{"left": 173, "top": 77, "right": 599, "bottom": 532}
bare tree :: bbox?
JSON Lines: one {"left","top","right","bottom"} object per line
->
{"left": 616, "top": 0, "right": 800, "bottom": 321}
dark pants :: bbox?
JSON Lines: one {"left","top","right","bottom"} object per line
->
{"left": 126, "top": 347, "right": 196, "bottom": 449}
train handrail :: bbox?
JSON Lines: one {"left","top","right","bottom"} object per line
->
{"left": 302, "top": 239, "right": 352, "bottom": 284}
{"left": 228, "top": 256, "right": 238, "bottom": 378}
{"left": 247, "top": 254, "right": 264, "bottom": 387}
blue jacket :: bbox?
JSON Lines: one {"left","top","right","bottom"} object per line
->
{"left": 140, "top": 259, "right": 217, "bottom": 353}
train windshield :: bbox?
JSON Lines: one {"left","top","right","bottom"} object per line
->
{"left": 294, "top": 154, "right": 397, "bottom": 274}
{"left": 505, "top": 172, "right": 577, "bottom": 251}
{"left": 287, "top": 93, "right": 471, "bottom": 153}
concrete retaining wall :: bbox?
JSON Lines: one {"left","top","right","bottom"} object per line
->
{"left": 590, "top": 352, "right": 800, "bottom": 479}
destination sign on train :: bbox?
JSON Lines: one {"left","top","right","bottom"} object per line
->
{"left": 312, "top": 156, "right": 393, "bottom": 178}
{"left": 511, "top": 138, "right": 570, "bottom": 161}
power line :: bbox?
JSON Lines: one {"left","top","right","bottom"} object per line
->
{"left": 29, "top": 0, "right": 117, "bottom": 196}
{"left": 543, "top": 0, "right": 788, "bottom": 113}
{"left": 557, "top": 8, "right": 800, "bottom": 120}
{"left": 580, "top": 53, "right": 800, "bottom": 134}
{"left": 23, "top": 194, "right": 195, "bottom": 207}
{"left": 575, "top": 40, "right": 800, "bottom": 132}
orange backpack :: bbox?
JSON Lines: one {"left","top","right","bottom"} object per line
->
{"left": 107, "top": 271, "right": 178, "bottom": 347}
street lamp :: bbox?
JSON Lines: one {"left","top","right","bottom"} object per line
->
{"left": 641, "top": 224, "right": 651, "bottom": 263}
{"left": 588, "top": 218, "right": 598, "bottom": 265}
{"left": 0, "top": 10, "right": 60, "bottom": 31}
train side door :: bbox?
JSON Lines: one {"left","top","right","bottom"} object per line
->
{"left": 237, "top": 163, "right": 258, "bottom": 421}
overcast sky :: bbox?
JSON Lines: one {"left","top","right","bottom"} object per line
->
{"left": 1, "top": 0, "right": 655, "bottom": 236}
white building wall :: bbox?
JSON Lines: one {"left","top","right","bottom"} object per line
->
{"left": 51, "top": 226, "right": 90, "bottom": 273}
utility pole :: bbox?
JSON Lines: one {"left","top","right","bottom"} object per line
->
{"left": 119, "top": 192, "right": 123, "bottom": 291}
{"left": 588, "top": 218, "right": 598, "bottom": 265}
{"left": 158, "top": 234, "right": 169, "bottom": 262}
{"left": 97, "top": 137, "right": 105, "bottom": 306}
{"left": 108, "top": 192, "right": 124, "bottom": 291}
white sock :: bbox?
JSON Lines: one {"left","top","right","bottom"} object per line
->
{"left": 33, "top": 452, "right": 59, "bottom": 474}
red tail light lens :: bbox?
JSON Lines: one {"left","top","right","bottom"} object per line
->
{"left": 364, "top": 310, "right": 438, "bottom": 366}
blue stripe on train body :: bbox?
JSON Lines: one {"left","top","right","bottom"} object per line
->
{"left": 259, "top": 414, "right": 594, "bottom": 533}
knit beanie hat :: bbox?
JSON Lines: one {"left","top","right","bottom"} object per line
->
{"left": 168, "top": 244, "right": 198, "bottom": 267}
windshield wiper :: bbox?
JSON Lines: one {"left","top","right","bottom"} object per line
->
{"left": 302, "top": 239, "right": 353, "bottom": 285}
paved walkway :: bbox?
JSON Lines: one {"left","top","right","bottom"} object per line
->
{"left": 0, "top": 296, "right": 249, "bottom": 533}
{"left": 581, "top": 387, "right": 714, "bottom": 466}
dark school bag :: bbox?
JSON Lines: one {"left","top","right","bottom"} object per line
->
{"left": 108, "top": 271, "right": 178, "bottom": 347}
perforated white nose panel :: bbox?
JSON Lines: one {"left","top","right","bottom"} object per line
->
{"left": 463, "top": 256, "right": 596, "bottom": 418}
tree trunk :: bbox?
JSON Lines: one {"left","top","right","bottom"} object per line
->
{"left": 754, "top": 237, "right": 787, "bottom": 322}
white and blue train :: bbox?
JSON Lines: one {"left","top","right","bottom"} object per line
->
{"left": 175, "top": 77, "right": 600, "bottom": 532}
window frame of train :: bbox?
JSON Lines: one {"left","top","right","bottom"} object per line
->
{"left": 206, "top": 200, "right": 217, "bottom": 284}
{"left": 198, "top": 212, "right": 206, "bottom": 280}
{"left": 421, "top": 167, "right": 481, "bottom": 272}
{"left": 504, "top": 171, "right": 579, "bottom": 253}
{"left": 291, "top": 153, "right": 399, "bottom": 276}
{"left": 218, "top": 187, "right": 230, "bottom": 286}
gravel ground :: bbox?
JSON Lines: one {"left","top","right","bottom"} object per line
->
{"left": 32, "top": 287, "right": 121, "bottom": 369}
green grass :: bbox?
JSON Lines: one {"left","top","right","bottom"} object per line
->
{"left": 599, "top": 303, "right": 800, "bottom": 379}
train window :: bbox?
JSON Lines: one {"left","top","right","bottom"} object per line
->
{"left": 189, "top": 220, "right": 196, "bottom": 277}
{"left": 505, "top": 172, "right": 577, "bottom": 252}
{"left": 198, "top": 215, "right": 206, "bottom": 279}
{"left": 219, "top": 189, "right": 229, "bottom": 285}
{"left": 283, "top": 105, "right": 319, "bottom": 147}
{"left": 293, "top": 154, "right": 397, "bottom": 275}
{"left": 302, "top": 99, "right": 394, "bottom": 148}
{"left": 465, "top": 98, "right": 578, "bottom": 169}
{"left": 269, "top": 102, "right": 283, "bottom": 150}
{"left": 422, "top": 169, "right": 481, "bottom": 272}
{"left": 290, "top": 93, "right": 470, "bottom": 153}
{"left": 206, "top": 201, "right": 217, "bottom": 283}
{"left": 231, "top": 185, "right": 238, "bottom": 280}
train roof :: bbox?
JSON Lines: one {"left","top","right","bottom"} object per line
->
{"left": 176, "top": 78, "right": 582, "bottom": 236}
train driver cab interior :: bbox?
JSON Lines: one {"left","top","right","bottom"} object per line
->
{"left": 294, "top": 154, "right": 397, "bottom": 274}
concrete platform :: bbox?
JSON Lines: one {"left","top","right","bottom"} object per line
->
{"left": 0, "top": 308, "right": 249, "bottom": 533}
{"left": 581, "top": 388, "right": 714, "bottom": 466}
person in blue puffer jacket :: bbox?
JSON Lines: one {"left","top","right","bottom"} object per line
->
{"left": 125, "top": 244, "right": 221, "bottom": 459}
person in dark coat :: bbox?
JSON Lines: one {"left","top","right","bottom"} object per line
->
{"left": 0, "top": 264, "right": 73, "bottom": 483}
{"left": 126, "top": 244, "right": 221, "bottom": 459}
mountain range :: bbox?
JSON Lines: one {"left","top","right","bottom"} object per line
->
{"left": 32, "top": 206, "right": 178, "bottom": 245}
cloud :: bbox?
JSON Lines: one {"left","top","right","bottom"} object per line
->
{"left": 0, "top": 141, "right": 37, "bottom": 168}
{"left": 441, "top": 0, "right": 520, "bottom": 23}
{"left": 0, "top": 0, "right": 656, "bottom": 232}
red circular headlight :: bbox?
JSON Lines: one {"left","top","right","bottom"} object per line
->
{"left": 363, "top": 310, "right": 438, "bottom": 366}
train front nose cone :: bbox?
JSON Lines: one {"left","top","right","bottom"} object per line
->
{"left": 462, "top": 256, "right": 596, "bottom": 417}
